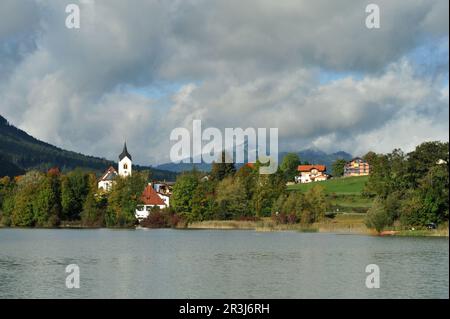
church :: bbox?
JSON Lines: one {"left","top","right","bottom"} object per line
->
{"left": 98, "top": 143, "right": 133, "bottom": 191}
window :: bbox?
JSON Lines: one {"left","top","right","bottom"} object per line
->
{"left": 123, "top": 163, "right": 128, "bottom": 169}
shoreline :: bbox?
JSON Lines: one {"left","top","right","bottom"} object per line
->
{"left": 1, "top": 217, "right": 448, "bottom": 237}
{"left": 185, "top": 218, "right": 449, "bottom": 237}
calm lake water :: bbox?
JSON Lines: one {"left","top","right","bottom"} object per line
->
{"left": 0, "top": 229, "right": 448, "bottom": 299}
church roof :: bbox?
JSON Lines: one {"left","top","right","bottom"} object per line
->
{"left": 119, "top": 142, "right": 132, "bottom": 161}
{"left": 100, "top": 166, "right": 118, "bottom": 181}
{"left": 141, "top": 185, "right": 166, "bottom": 206}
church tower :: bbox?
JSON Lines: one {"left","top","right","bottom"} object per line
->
{"left": 118, "top": 142, "right": 132, "bottom": 177}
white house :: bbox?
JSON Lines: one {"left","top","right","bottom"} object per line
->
{"left": 98, "top": 166, "right": 118, "bottom": 191}
{"left": 135, "top": 183, "right": 168, "bottom": 220}
{"left": 295, "top": 165, "right": 329, "bottom": 184}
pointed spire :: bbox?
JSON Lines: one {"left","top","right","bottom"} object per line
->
{"left": 119, "top": 142, "right": 132, "bottom": 161}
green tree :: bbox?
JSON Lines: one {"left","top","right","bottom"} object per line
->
{"left": 280, "top": 153, "right": 300, "bottom": 182}
{"left": 106, "top": 171, "right": 148, "bottom": 227}
{"left": 61, "top": 170, "right": 90, "bottom": 220}
{"left": 191, "top": 180, "right": 216, "bottom": 221}
{"left": 81, "top": 174, "right": 106, "bottom": 227}
{"left": 303, "top": 185, "right": 327, "bottom": 223}
{"left": 33, "top": 175, "right": 60, "bottom": 227}
{"left": 252, "top": 168, "right": 286, "bottom": 217}
{"left": 365, "top": 199, "right": 393, "bottom": 233}
{"left": 331, "top": 159, "right": 347, "bottom": 177}
{"left": 210, "top": 151, "right": 236, "bottom": 181}
{"left": 171, "top": 172, "right": 199, "bottom": 215}
{"left": 215, "top": 177, "right": 250, "bottom": 219}
{"left": 406, "top": 141, "right": 449, "bottom": 187}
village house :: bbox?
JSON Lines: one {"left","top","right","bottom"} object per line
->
{"left": 98, "top": 166, "right": 118, "bottom": 191}
{"left": 295, "top": 165, "right": 329, "bottom": 184}
{"left": 98, "top": 143, "right": 132, "bottom": 191}
{"left": 96, "top": 144, "right": 171, "bottom": 220}
{"left": 135, "top": 183, "right": 170, "bottom": 220}
{"left": 344, "top": 158, "right": 370, "bottom": 177}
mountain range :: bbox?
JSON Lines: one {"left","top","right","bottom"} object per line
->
{"left": 1, "top": 114, "right": 353, "bottom": 179}
{"left": 155, "top": 149, "right": 353, "bottom": 173}
{"left": 0, "top": 115, "right": 177, "bottom": 181}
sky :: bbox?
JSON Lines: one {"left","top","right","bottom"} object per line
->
{"left": 0, "top": 0, "right": 448, "bottom": 165}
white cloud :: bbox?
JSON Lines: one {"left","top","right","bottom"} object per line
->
{"left": 0, "top": 0, "right": 448, "bottom": 164}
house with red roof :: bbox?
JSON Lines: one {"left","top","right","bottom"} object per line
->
{"left": 295, "top": 165, "right": 329, "bottom": 184}
{"left": 135, "top": 183, "right": 169, "bottom": 220}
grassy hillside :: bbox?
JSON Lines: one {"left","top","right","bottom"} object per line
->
{"left": 287, "top": 176, "right": 369, "bottom": 194}
{"left": 288, "top": 176, "right": 373, "bottom": 213}
{"left": 0, "top": 115, "right": 177, "bottom": 180}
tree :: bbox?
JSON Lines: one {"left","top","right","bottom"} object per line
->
{"left": 235, "top": 164, "right": 257, "bottom": 205}
{"left": 10, "top": 171, "right": 44, "bottom": 227}
{"left": 406, "top": 141, "right": 449, "bottom": 187}
{"left": 252, "top": 168, "right": 286, "bottom": 217}
{"left": 364, "top": 141, "right": 449, "bottom": 228}
{"left": 171, "top": 172, "right": 199, "bottom": 215}
{"left": 331, "top": 159, "right": 347, "bottom": 177}
{"left": 61, "top": 170, "right": 90, "bottom": 220}
{"left": 0, "top": 176, "right": 15, "bottom": 226}
{"left": 215, "top": 177, "right": 250, "bottom": 219}
{"left": 81, "top": 174, "right": 106, "bottom": 227}
{"left": 191, "top": 180, "right": 216, "bottom": 221}
{"left": 282, "top": 192, "right": 304, "bottom": 223}
{"left": 106, "top": 171, "right": 148, "bottom": 227}
{"left": 303, "top": 185, "right": 327, "bottom": 223}
{"left": 363, "top": 151, "right": 377, "bottom": 167}
{"left": 33, "top": 175, "right": 60, "bottom": 227}
{"left": 210, "top": 151, "right": 236, "bottom": 181}
{"left": 280, "top": 153, "right": 300, "bottom": 182}
{"left": 365, "top": 199, "right": 393, "bottom": 233}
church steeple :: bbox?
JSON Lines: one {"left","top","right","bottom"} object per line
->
{"left": 119, "top": 142, "right": 132, "bottom": 161}
{"left": 118, "top": 142, "right": 132, "bottom": 177}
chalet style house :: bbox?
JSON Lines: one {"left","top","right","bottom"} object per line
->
{"left": 295, "top": 165, "right": 329, "bottom": 184}
{"left": 344, "top": 158, "right": 370, "bottom": 176}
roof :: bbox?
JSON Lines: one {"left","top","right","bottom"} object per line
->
{"left": 141, "top": 184, "right": 166, "bottom": 206}
{"left": 345, "top": 158, "right": 368, "bottom": 165}
{"left": 119, "top": 142, "right": 132, "bottom": 161}
{"left": 100, "top": 166, "right": 118, "bottom": 181}
{"left": 297, "top": 165, "right": 326, "bottom": 172}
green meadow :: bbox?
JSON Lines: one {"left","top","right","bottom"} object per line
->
{"left": 288, "top": 176, "right": 373, "bottom": 214}
{"left": 287, "top": 176, "right": 369, "bottom": 194}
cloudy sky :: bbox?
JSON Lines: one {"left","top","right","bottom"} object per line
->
{"left": 0, "top": 0, "right": 448, "bottom": 165}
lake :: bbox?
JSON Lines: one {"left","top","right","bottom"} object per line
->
{"left": 0, "top": 229, "right": 448, "bottom": 299}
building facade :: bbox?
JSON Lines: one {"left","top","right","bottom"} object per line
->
{"left": 295, "top": 165, "right": 329, "bottom": 183}
{"left": 98, "top": 166, "right": 118, "bottom": 191}
{"left": 344, "top": 158, "right": 370, "bottom": 176}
